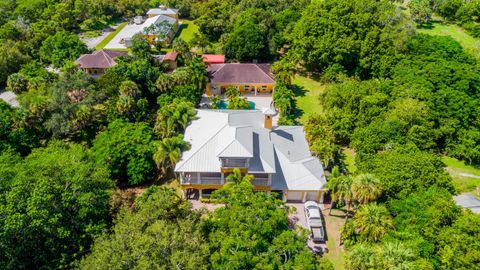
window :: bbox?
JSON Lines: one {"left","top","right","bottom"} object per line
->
{"left": 222, "top": 158, "right": 248, "bottom": 168}
{"left": 261, "top": 85, "right": 267, "bottom": 91}
{"left": 244, "top": 85, "right": 250, "bottom": 91}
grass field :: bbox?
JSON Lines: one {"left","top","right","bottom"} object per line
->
{"left": 292, "top": 75, "right": 327, "bottom": 124}
{"left": 95, "top": 22, "right": 128, "bottom": 50}
{"left": 442, "top": 156, "right": 480, "bottom": 193}
{"left": 417, "top": 22, "right": 480, "bottom": 54}
{"left": 323, "top": 208, "right": 346, "bottom": 270}
{"left": 177, "top": 19, "right": 200, "bottom": 43}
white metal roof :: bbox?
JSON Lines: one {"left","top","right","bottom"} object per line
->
{"left": 147, "top": 8, "right": 179, "bottom": 15}
{"left": 175, "top": 110, "right": 327, "bottom": 191}
{"left": 104, "top": 15, "right": 176, "bottom": 49}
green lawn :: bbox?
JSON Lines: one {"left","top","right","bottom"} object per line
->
{"left": 177, "top": 19, "right": 200, "bottom": 43}
{"left": 442, "top": 156, "right": 480, "bottom": 193}
{"left": 292, "top": 75, "right": 327, "bottom": 124}
{"left": 417, "top": 22, "right": 480, "bottom": 55}
{"left": 323, "top": 208, "right": 346, "bottom": 270}
{"left": 95, "top": 22, "right": 128, "bottom": 50}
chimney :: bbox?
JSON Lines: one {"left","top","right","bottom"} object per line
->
{"left": 262, "top": 108, "right": 275, "bottom": 130}
{"left": 159, "top": 5, "right": 167, "bottom": 10}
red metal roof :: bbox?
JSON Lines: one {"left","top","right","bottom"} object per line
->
{"left": 202, "top": 54, "right": 225, "bottom": 64}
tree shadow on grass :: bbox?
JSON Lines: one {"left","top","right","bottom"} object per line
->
{"left": 416, "top": 19, "right": 444, "bottom": 30}
{"left": 289, "top": 84, "right": 306, "bottom": 122}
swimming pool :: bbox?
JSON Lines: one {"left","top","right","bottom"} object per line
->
{"left": 216, "top": 100, "right": 255, "bottom": 110}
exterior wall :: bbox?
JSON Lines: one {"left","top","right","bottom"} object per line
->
{"left": 83, "top": 68, "right": 106, "bottom": 75}
{"left": 284, "top": 190, "right": 325, "bottom": 203}
{"left": 205, "top": 83, "right": 274, "bottom": 96}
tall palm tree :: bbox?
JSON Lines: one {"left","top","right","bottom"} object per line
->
{"left": 353, "top": 203, "right": 393, "bottom": 242}
{"left": 226, "top": 168, "right": 254, "bottom": 186}
{"left": 187, "top": 57, "right": 208, "bottom": 90}
{"left": 154, "top": 135, "right": 190, "bottom": 174}
{"left": 351, "top": 174, "right": 382, "bottom": 204}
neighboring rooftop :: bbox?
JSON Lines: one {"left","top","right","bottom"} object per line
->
{"left": 163, "top": 51, "right": 178, "bottom": 61}
{"left": 454, "top": 193, "right": 480, "bottom": 214}
{"left": 175, "top": 110, "right": 326, "bottom": 191}
{"left": 75, "top": 50, "right": 128, "bottom": 69}
{"left": 147, "top": 7, "right": 179, "bottom": 16}
{"left": 104, "top": 15, "right": 177, "bottom": 49}
{"left": 202, "top": 54, "right": 225, "bottom": 64}
{"left": 207, "top": 63, "right": 275, "bottom": 84}
{"left": 0, "top": 91, "right": 19, "bottom": 107}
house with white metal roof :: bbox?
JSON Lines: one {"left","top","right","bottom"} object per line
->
{"left": 175, "top": 109, "right": 327, "bottom": 202}
{"left": 104, "top": 13, "right": 178, "bottom": 49}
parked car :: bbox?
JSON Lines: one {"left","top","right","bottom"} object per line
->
{"left": 304, "top": 201, "right": 325, "bottom": 242}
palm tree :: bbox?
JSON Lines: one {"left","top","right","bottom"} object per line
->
{"left": 187, "top": 57, "right": 208, "bottom": 90}
{"left": 345, "top": 243, "right": 376, "bottom": 270}
{"left": 376, "top": 241, "right": 415, "bottom": 270}
{"left": 154, "top": 135, "right": 190, "bottom": 174}
{"left": 353, "top": 203, "right": 393, "bottom": 242}
{"left": 351, "top": 174, "right": 382, "bottom": 204}
{"left": 225, "top": 87, "right": 241, "bottom": 102}
{"left": 226, "top": 168, "right": 254, "bottom": 186}
{"left": 156, "top": 73, "right": 173, "bottom": 92}
{"left": 154, "top": 101, "right": 196, "bottom": 138}
{"left": 210, "top": 95, "right": 221, "bottom": 109}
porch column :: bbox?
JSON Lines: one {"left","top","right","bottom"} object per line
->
{"left": 283, "top": 191, "right": 287, "bottom": 202}
{"left": 254, "top": 86, "right": 257, "bottom": 96}
{"left": 221, "top": 173, "right": 225, "bottom": 184}
{"left": 267, "top": 174, "right": 272, "bottom": 185}
{"left": 199, "top": 189, "right": 203, "bottom": 198}
{"left": 197, "top": 172, "right": 201, "bottom": 184}
{"left": 302, "top": 192, "right": 307, "bottom": 203}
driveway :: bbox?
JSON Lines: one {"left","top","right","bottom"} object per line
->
{"left": 454, "top": 193, "right": 480, "bottom": 214}
{"left": 287, "top": 202, "right": 327, "bottom": 254}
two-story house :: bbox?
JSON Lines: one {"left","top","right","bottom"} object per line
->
{"left": 175, "top": 109, "right": 327, "bottom": 202}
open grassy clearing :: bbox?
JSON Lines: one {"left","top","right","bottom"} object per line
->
{"left": 95, "top": 22, "right": 128, "bottom": 50}
{"left": 177, "top": 19, "right": 200, "bottom": 43}
{"left": 442, "top": 156, "right": 480, "bottom": 193}
{"left": 417, "top": 22, "right": 480, "bottom": 54}
{"left": 292, "top": 75, "right": 327, "bottom": 124}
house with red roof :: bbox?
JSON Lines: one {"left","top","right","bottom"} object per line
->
{"left": 202, "top": 54, "right": 225, "bottom": 65}
{"left": 75, "top": 50, "right": 128, "bottom": 75}
{"left": 205, "top": 63, "right": 275, "bottom": 96}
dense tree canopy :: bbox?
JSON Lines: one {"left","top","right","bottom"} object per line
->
{"left": 0, "top": 142, "right": 114, "bottom": 269}
{"left": 289, "top": 0, "right": 410, "bottom": 77}
{"left": 79, "top": 187, "right": 210, "bottom": 269}
{"left": 91, "top": 120, "right": 157, "bottom": 185}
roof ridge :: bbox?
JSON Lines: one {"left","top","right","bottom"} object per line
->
{"left": 176, "top": 123, "right": 229, "bottom": 171}
{"left": 99, "top": 50, "right": 116, "bottom": 66}
{"left": 253, "top": 64, "right": 275, "bottom": 82}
